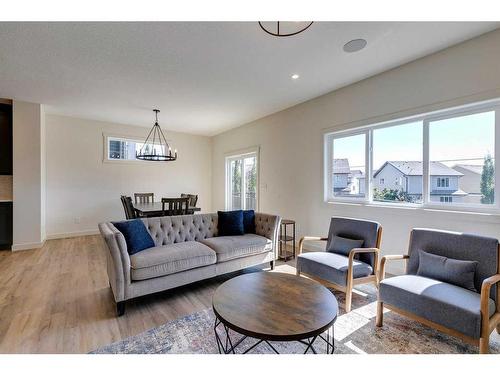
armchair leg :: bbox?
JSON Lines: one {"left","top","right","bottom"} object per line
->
{"left": 376, "top": 301, "right": 383, "bottom": 327}
{"left": 479, "top": 336, "right": 489, "bottom": 354}
{"left": 345, "top": 289, "right": 353, "bottom": 313}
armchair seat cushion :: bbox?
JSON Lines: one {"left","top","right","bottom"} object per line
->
{"left": 200, "top": 234, "right": 272, "bottom": 263}
{"left": 130, "top": 241, "right": 217, "bottom": 281}
{"left": 379, "top": 275, "right": 496, "bottom": 339}
{"left": 296, "top": 252, "right": 373, "bottom": 287}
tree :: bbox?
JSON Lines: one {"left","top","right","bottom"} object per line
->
{"left": 246, "top": 161, "right": 256, "bottom": 193}
{"left": 480, "top": 154, "right": 495, "bottom": 204}
{"left": 232, "top": 160, "right": 241, "bottom": 194}
{"left": 373, "top": 188, "right": 413, "bottom": 203}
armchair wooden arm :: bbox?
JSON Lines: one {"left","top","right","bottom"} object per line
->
{"left": 347, "top": 247, "right": 380, "bottom": 281}
{"left": 348, "top": 247, "right": 380, "bottom": 273}
{"left": 481, "top": 274, "right": 500, "bottom": 318}
{"left": 298, "top": 236, "right": 328, "bottom": 255}
{"left": 379, "top": 254, "right": 409, "bottom": 282}
{"left": 480, "top": 274, "right": 500, "bottom": 353}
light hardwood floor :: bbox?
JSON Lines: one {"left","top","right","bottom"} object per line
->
{"left": 0, "top": 235, "right": 297, "bottom": 353}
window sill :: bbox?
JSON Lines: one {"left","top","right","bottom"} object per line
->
{"left": 326, "top": 199, "right": 500, "bottom": 223}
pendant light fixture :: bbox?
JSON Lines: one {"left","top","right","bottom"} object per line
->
{"left": 258, "top": 21, "right": 313, "bottom": 37}
{"left": 136, "top": 109, "right": 177, "bottom": 161}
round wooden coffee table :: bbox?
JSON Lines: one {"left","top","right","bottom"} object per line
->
{"left": 212, "top": 272, "right": 338, "bottom": 354}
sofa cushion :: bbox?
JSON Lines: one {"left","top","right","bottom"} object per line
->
{"left": 327, "top": 235, "right": 364, "bottom": 256}
{"left": 200, "top": 234, "right": 272, "bottom": 262}
{"left": 243, "top": 210, "right": 256, "bottom": 234}
{"left": 417, "top": 251, "right": 478, "bottom": 292}
{"left": 130, "top": 241, "right": 217, "bottom": 281}
{"left": 296, "top": 252, "right": 373, "bottom": 287}
{"left": 379, "top": 274, "right": 496, "bottom": 339}
{"left": 113, "top": 219, "right": 155, "bottom": 255}
{"left": 217, "top": 210, "right": 244, "bottom": 236}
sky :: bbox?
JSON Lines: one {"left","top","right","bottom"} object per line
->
{"left": 333, "top": 111, "right": 495, "bottom": 171}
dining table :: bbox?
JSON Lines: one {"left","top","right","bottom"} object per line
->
{"left": 133, "top": 201, "right": 201, "bottom": 217}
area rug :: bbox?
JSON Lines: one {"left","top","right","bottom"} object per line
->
{"left": 92, "top": 286, "right": 500, "bottom": 354}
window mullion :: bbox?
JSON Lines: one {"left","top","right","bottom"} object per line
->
{"left": 366, "top": 130, "right": 373, "bottom": 203}
{"left": 240, "top": 157, "right": 245, "bottom": 210}
{"left": 495, "top": 109, "right": 500, "bottom": 209}
{"left": 423, "top": 120, "right": 430, "bottom": 205}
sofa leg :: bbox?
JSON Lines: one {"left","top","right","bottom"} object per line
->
{"left": 479, "top": 336, "right": 490, "bottom": 354}
{"left": 116, "top": 301, "right": 125, "bottom": 317}
{"left": 270, "top": 260, "right": 275, "bottom": 270}
{"left": 376, "top": 301, "right": 383, "bottom": 327}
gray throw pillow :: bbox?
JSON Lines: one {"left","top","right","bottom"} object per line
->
{"left": 416, "top": 251, "right": 478, "bottom": 292}
{"left": 327, "top": 235, "right": 364, "bottom": 256}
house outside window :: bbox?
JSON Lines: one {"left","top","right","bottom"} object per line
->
{"left": 324, "top": 99, "right": 499, "bottom": 211}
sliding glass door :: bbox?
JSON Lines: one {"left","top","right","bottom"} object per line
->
{"left": 226, "top": 151, "right": 258, "bottom": 211}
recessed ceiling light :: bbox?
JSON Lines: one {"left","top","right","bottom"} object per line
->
{"left": 291, "top": 74, "right": 300, "bottom": 80}
{"left": 343, "top": 39, "right": 367, "bottom": 53}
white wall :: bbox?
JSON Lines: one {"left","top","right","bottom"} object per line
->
{"left": 12, "top": 100, "right": 45, "bottom": 250}
{"left": 45, "top": 115, "right": 212, "bottom": 238}
{"left": 212, "top": 29, "right": 500, "bottom": 274}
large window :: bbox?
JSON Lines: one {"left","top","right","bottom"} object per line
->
{"left": 331, "top": 133, "right": 366, "bottom": 198}
{"left": 429, "top": 111, "right": 495, "bottom": 206}
{"left": 324, "top": 100, "right": 499, "bottom": 212}
{"left": 372, "top": 121, "right": 423, "bottom": 204}
{"left": 105, "top": 135, "right": 165, "bottom": 161}
{"left": 225, "top": 149, "right": 258, "bottom": 210}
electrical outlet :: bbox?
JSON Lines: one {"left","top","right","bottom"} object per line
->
{"left": 74, "top": 217, "right": 81, "bottom": 224}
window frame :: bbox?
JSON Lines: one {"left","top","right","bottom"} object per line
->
{"left": 102, "top": 133, "right": 172, "bottom": 164}
{"left": 324, "top": 99, "right": 500, "bottom": 214}
{"left": 224, "top": 146, "right": 260, "bottom": 211}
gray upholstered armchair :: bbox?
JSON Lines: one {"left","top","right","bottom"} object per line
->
{"left": 377, "top": 228, "right": 500, "bottom": 354}
{"left": 296, "top": 217, "right": 382, "bottom": 312}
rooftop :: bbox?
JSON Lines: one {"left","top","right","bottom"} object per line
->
{"left": 333, "top": 159, "right": 351, "bottom": 174}
{"left": 374, "top": 161, "right": 464, "bottom": 177}
{"left": 453, "top": 164, "right": 483, "bottom": 175}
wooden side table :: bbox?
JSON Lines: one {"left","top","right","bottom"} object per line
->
{"left": 279, "top": 219, "right": 296, "bottom": 262}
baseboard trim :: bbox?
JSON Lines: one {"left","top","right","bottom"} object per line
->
{"left": 12, "top": 240, "right": 46, "bottom": 251}
{"left": 46, "top": 229, "right": 100, "bottom": 240}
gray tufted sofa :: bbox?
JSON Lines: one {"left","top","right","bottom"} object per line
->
{"left": 99, "top": 212, "right": 281, "bottom": 315}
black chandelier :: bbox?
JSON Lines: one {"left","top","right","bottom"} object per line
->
{"left": 258, "top": 21, "right": 313, "bottom": 37}
{"left": 136, "top": 109, "right": 177, "bottom": 162}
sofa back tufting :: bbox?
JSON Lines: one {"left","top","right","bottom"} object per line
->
{"left": 142, "top": 214, "right": 218, "bottom": 246}
{"left": 141, "top": 212, "right": 281, "bottom": 248}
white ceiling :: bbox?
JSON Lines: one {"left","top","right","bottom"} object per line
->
{"left": 0, "top": 22, "right": 498, "bottom": 136}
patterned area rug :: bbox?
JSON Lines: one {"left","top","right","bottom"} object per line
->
{"left": 92, "top": 284, "right": 500, "bottom": 354}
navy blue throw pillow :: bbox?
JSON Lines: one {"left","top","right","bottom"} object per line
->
{"left": 218, "top": 210, "right": 244, "bottom": 236}
{"left": 243, "top": 210, "right": 256, "bottom": 234}
{"left": 113, "top": 219, "right": 155, "bottom": 255}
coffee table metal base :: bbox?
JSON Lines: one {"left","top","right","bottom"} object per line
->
{"left": 214, "top": 317, "right": 335, "bottom": 354}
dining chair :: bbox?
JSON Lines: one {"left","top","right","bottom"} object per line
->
{"left": 134, "top": 192, "right": 154, "bottom": 204}
{"left": 181, "top": 193, "right": 198, "bottom": 207}
{"left": 120, "top": 195, "right": 137, "bottom": 220}
{"left": 161, "top": 197, "right": 190, "bottom": 216}
{"left": 181, "top": 193, "right": 198, "bottom": 214}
